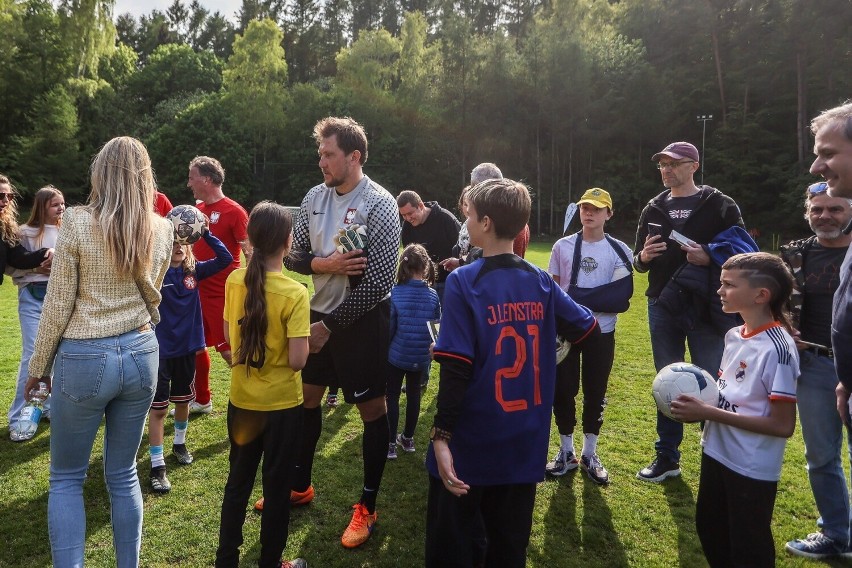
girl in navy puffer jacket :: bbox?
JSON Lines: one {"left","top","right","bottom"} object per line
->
{"left": 386, "top": 244, "right": 441, "bottom": 459}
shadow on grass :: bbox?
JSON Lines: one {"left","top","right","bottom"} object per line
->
{"left": 0, "top": 489, "right": 54, "bottom": 565}
{"left": 661, "top": 475, "right": 705, "bottom": 567}
{"left": 0, "top": 425, "right": 51, "bottom": 477}
{"left": 186, "top": 437, "right": 230, "bottom": 463}
{"left": 536, "top": 470, "right": 629, "bottom": 566}
{"left": 539, "top": 472, "right": 579, "bottom": 564}
{"left": 0, "top": 429, "right": 123, "bottom": 565}
{"left": 580, "top": 476, "right": 629, "bottom": 565}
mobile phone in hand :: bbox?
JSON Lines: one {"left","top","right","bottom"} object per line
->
{"left": 647, "top": 223, "right": 662, "bottom": 237}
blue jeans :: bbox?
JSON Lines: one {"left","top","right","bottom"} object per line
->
{"left": 9, "top": 285, "right": 51, "bottom": 427}
{"left": 48, "top": 328, "right": 158, "bottom": 568}
{"left": 648, "top": 298, "right": 725, "bottom": 461}
{"left": 797, "top": 351, "right": 851, "bottom": 545}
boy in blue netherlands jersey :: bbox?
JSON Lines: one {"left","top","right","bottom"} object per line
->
{"left": 425, "top": 179, "right": 600, "bottom": 567}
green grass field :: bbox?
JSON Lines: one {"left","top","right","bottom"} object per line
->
{"left": 0, "top": 241, "right": 844, "bottom": 567}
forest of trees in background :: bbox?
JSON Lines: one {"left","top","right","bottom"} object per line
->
{"left": 0, "top": 0, "right": 849, "bottom": 241}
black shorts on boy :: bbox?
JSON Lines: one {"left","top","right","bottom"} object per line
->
{"left": 151, "top": 353, "right": 196, "bottom": 410}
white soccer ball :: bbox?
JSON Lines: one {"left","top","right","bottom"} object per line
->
{"left": 652, "top": 362, "right": 719, "bottom": 422}
{"left": 167, "top": 204, "right": 206, "bottom": 245}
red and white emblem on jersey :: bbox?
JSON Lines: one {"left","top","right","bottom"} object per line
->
{"left": 210, "top": 211, "right": 221, "bottom": 224}
{"left": 183, "top": 275, "right": 198, "bottom": 290}
{"left": 344, "top": 208, "right": 357, "bottom": 225}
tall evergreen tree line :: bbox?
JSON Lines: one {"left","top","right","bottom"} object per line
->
{"left": 0, "top": 0, "right": 849, "bottom": 239}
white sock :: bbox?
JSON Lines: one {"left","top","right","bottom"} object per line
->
{"left": 174, "top": 420, "right": 188, "bottom": 445}
{"left": 582, "top": 433, "right": 598, "bottom": 458}
{"left": 560, "top": 434, "right": 574, "bottom": 454}
{"left": 150, "top": 445, "right": 165, "bottom": 468}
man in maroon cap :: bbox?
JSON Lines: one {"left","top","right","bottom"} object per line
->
{"left": 632, "top": 141, "right": 745, "bottom": 482}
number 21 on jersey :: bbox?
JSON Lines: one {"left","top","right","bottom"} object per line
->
{"left": 494, "top": 324, "right": 541, "bottom": 412}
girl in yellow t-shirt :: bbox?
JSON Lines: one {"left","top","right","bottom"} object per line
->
{"left": 216, "top": 201, "right": 310, "bottom": 568}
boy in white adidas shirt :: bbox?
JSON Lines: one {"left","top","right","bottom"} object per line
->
{"left": 672, "top": 252, "right": 799, "bottom": 567}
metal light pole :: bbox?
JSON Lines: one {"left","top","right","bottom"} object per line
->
{"left": 696, "top": 114, "right": 713, "bottom": 184}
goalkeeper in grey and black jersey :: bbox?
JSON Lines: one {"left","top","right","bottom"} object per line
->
{"left": 282, "top": 116, "right": 401, "bottom": 549}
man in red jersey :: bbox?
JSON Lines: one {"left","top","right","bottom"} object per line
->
{"left": 153, "top": 190, "right": 173, "bottom": 216}
{"left": 185, "top": 156, "right": 251, "bottom": 414}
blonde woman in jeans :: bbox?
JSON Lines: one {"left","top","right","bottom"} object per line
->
{"left": 25, "top": 137, "right": 173, "bottom": 568}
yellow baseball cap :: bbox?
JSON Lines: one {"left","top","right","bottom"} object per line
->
{"left": 577, "top": 187, "right": 612, "bottom": 209}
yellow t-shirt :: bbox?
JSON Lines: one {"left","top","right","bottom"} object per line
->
{"left": 224, "top": 269, "right": 310, "bottom": 411}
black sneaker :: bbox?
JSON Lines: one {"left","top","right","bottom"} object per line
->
{"left": 580, "top": 453, "right": 609, "bottom": 485}
{"left": 785, "top": 532, "right": 852, "bottom": 559}
{"left": 636, "top": 454, "right": 680, "bottom": 482}
{"left": 150, "top": 466, "right": 171, "bottom": 493}
{"left": 173, "top": 444, "right": 194, "bottom": 465}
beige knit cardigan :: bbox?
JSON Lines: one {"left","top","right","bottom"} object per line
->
{"left": 29, "top": 207, "right": 173, "bottom": 378}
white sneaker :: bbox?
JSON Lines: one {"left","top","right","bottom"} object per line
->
{"left": 545, "top": 449, "right": 579, "bottom": 476}
{"left": 10, "top": 426, "right": 36, "bottom": 442}
{"left": 169, "top": 400, "right": 213, "bottom": 416}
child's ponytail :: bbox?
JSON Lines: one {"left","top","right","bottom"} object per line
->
{"left": 396, "top": 244, "right": 436, "bottom": 285}
{"left": 233, "top": 201, "right": 293, "bottom": 374}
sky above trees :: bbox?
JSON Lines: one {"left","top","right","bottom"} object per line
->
{"left": 115, "top": 0, "right": 238, "bottom": 20}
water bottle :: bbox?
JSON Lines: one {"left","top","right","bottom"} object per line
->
{"left": 16, "top": 382, "right": 49, "bottom": 438}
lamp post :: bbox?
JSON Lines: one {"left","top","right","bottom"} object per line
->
{"left": 696, "top": 114, "right": 713, "bottom": 184}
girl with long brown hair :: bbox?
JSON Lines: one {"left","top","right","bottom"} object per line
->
{"left": 217, "top": 201, "right": 310, "bottom": 568}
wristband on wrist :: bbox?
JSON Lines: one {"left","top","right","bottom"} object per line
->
{"left": 429, "top": 426, "right": 452, "bottom": 443}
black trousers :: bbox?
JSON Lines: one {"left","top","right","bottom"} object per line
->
{"left": 216, "top": 403, "right": 303, "bottom": 568}
{"left": 696, "top": 453, "right": 778, "bottom": 568}
{"left": 553, "top": 330, "right": 615, "bottom": 436}
{"left": 425, "top": 475, "right": 535, "bottom": 568}
{"left": 386, "top": 363, "right": 424, "bottom": 440}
